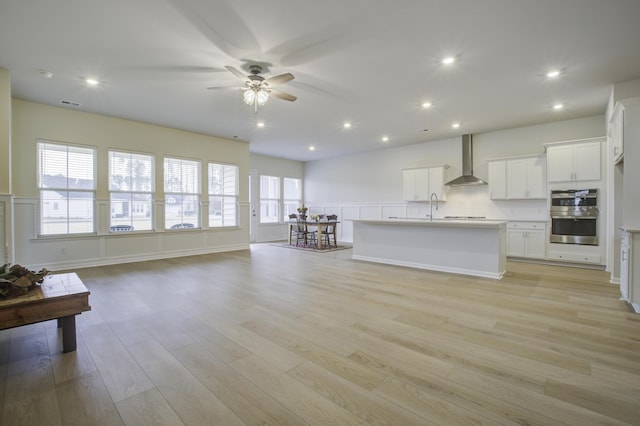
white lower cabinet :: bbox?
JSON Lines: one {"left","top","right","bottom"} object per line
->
{"left": 545, "top": 252, "right": 601, "bottom": 264}
{"left": 620, "top": 230, "right": 640, "bottom": 312}
{"left": 506, "top": 222, "right": 546, "bottom": 259}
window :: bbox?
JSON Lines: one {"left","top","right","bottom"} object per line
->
{"left": 260, "top": 175, "right": 280, "bottom": 223}
{"left": 109, "top": 150, "right": 154, "bottom": 232}
{"left": 164, "top": 157, "right": 200, "bottom": 229}
{"left": 283, "top": 177, "right": 302, "bottom": 217}
{"left": 38, "top": 140, "right": 96, "bottom": 235}
{"left": 208, "top": 163, "right": 238, "bottom": 227}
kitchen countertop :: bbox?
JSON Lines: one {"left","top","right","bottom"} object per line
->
{"left": 621, "top": 227, "right": 640, "bottom": 233}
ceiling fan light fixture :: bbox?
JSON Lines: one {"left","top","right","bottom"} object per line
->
{"left": 256, "top": 89, "right": 269, "bottom": 106}
{"left": 243, "top": 87, "right": 269, "bottom": 109}
{"left": 243, "top": 89, "right": 256, "bottom": 105}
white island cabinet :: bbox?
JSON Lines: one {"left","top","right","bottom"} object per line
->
{"left": 352, "top": 219, "right": 507, "bottom": 279}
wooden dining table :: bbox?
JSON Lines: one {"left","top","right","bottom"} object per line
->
{"left": 288, "top": 220, "right": 339, "bottom": 249}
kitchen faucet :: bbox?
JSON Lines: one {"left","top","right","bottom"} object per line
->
{"left": 429, "top": 192, "right": 438, "bottom": 222}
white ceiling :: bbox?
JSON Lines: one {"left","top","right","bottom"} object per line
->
{"left": 1, "top": 0, "right": 640, "bottom": 161}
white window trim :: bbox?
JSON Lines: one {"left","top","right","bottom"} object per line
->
{"left": 37, "top": 139, "right": 97, "bottom": 236}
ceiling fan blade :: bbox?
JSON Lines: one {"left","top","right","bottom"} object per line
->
{"left": 225, "top": 65, "right": 247, "bottom": 81}
{"left": 168, "top": 0, "right": 258, "bottom": 60}
{"left": 270, "top": 89, "right": 297, "bottom": 102}
{"left": 265, "top": 73, "right": 295, "bottom": 87}
{"left": 206, "top": 85, "right": 239, "bottom": 90}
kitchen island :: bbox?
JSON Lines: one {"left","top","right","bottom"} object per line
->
{"left": 352, "top": 219, "right": 507, "bottom": 279}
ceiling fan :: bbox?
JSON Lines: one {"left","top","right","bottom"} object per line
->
{"left": 208, "top": 65, "right": 297, "bottom": 111}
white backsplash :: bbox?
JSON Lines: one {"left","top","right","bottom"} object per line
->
{"left": 409, "top": 185, "right": 548, "bottom": 221}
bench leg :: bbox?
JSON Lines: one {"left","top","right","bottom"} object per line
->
{"left": 61, "top": 315, "right": 77, "bottom": 353}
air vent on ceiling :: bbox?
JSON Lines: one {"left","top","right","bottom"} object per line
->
{"left": 59, "top": 100, "right": 81, "bottom": 107}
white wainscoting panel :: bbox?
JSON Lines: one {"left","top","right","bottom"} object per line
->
{"left": 359, "top": 205, "right": 382, "bottom": 220}
{"left": 305, "top": 203, "right": 409, "bottom": 244}
{"left": 382, "top": 204, "right": 407, "bottom": 220}
{"left": 14, "top": 197, "right": 250, "bottom": 270}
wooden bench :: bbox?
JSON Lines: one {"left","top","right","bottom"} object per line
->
{"left": 0, "top": 273, "right": 91, "bottom": 352}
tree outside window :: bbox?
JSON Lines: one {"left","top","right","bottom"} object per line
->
{"left": 164, "top": 157, "right": 200, "bottom": 229}
{"left": 109, "top": 150, "right": 154, "bottom": 231}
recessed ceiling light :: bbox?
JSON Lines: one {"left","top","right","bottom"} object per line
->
{"left": 343, "top": 122, "right": 352, "bottom": 129}
{"left": 86, "top": 78, "right": 99, "bottom": 86}
{"left": 381, "top": 136, "right": 389, "bottom": 142}
{"left": 547, "top": 70, "right": 561, "bottom": 78}
{"left": 422, "top": 102, "right": 432, "bottom": 109}
{"left": 257, "top": 121, "right": 265, "bottom": 128}
{"left": 451, "top": 122, "right": 461, "bottom": 129}
{"left": 442, "top": 56, "right": 455, "bottom": 65}
{"left": 553, "top": 103, "right": 564, "bottom": 110}
{"left": 309, "top": 146, "right": 315, "bottom": 151}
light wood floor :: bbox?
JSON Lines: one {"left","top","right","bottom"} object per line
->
{"left": 1, "top": 244, "right": 639, "bottom": 425}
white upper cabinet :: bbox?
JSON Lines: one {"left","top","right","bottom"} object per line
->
{"left": 403, "top": 168, "right": 428, "bottom": 201}
{"left": 546, "top": 140, "right": 602, "bottom": 183}
{"left": 428, "top": 166, "right": 446, "bottom": 200}
{"left": 488, "top": 155, "right": 546, "bottom": 200}
{"left": 488, "top": 160, "right": 507, "bottom": 200}
{"left": 403, "top": 165, "right": 447, "bottom": 201}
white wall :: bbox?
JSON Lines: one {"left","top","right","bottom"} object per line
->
{"left": 612, "top": 78, "right": 640, "bottom": 104}
{"left": 305, "top": 115, "right": 605, "bottom": 243}
{"left": 12, "top": 99, "right": 251, "bottom": 269}
{"left": 606, "top": 78, "right": 640, "bottom": 280}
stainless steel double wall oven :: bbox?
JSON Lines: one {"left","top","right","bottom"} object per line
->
{"left": 550, "top": 189, "right": 598, "bottom": 245}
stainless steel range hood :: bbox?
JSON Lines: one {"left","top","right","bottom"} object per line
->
{"left": 445, "top": 134, "right": 487, "bottom": 186}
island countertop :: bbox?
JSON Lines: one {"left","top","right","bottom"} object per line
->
{"left": 353, "top": 218, "right": 508, "bottom": 228}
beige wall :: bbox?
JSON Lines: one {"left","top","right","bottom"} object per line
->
{"left": 12, "top": 99, "right": 249, "bottom": 200}
{"left": 12, "top": 99, "right": 251, "bottom": 269}
{"left": 0, "top": 68, "right": 10, "bottom": 194}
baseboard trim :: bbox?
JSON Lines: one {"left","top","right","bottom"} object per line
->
{"left": 507, "top": 257, "right": 606, "bottom": 270}
{"left": 27, "top": 244, "right": 250, "bottom": 271}
{"left": 352, "top": 254, "right": 504, "bottom": 280}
